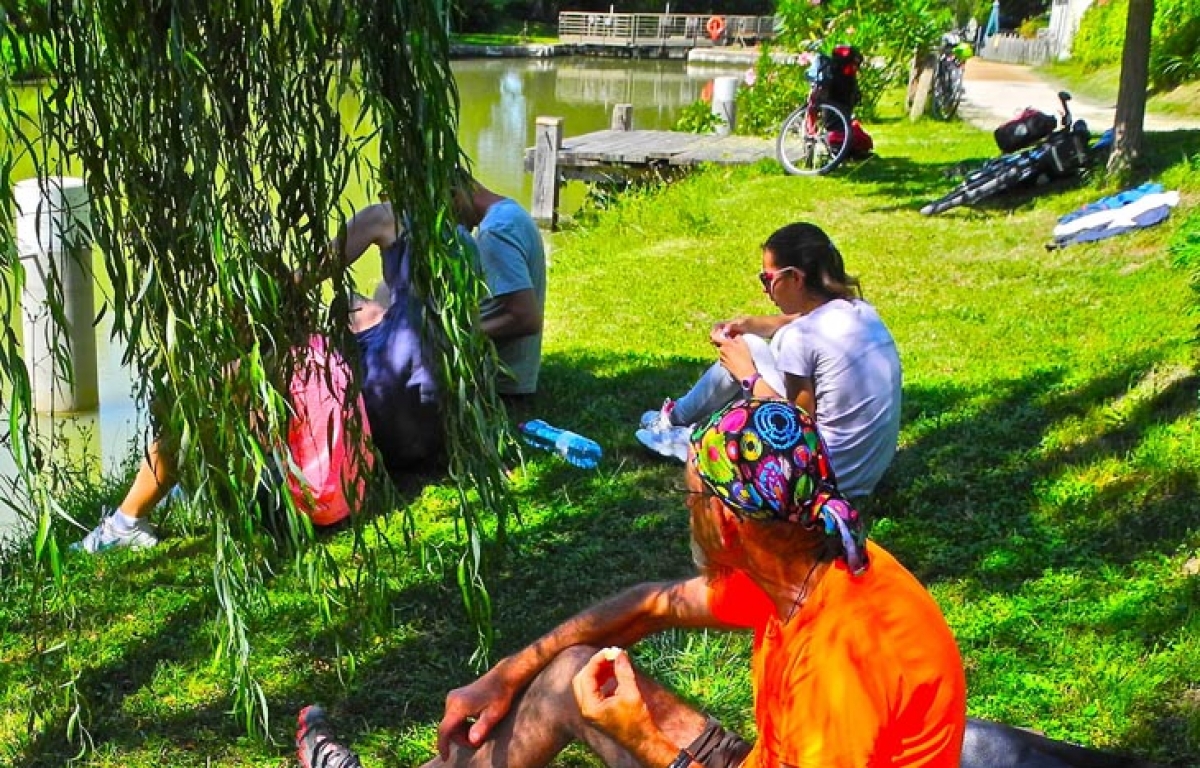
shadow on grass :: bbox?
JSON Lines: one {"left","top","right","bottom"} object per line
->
{"left": 1141, "top": 130, "right": 1200, "bottom": 179}
{"left": 8, "top": 352, "right": 709, "bottom": 764}
{"left": 844, "top": 153, "right": 986, "bottom": 212}
{"left": 850, "top": 129, "right": 1200, "bottom": 218}
{"left": 321, "top": 349, "right": 1196, "bottom": 760}
{"left": 10, "top": 592, "right": 214, "bottom": 767}
{"left": 332, "top": 473, "right": 696, "bottom": 730}
{"left": 11, "top": 346, "right": 1198, "bottom": 764}
{"left": 874, "top": 353, "right": 1200, "bottom": 586}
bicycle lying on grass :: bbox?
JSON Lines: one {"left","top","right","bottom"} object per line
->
{"left": 776, "top": 44, "right": 872, "bottom": 176}
{"left": 920, "top": 91, "right": 1113, "bottom": 216}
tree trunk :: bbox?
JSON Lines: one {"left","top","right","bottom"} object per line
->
{"left": 1106, "top": 0, "right": 1154, "bottom": 178}
{"left": 907, "top": 51, "right": 937, "bottom": 122}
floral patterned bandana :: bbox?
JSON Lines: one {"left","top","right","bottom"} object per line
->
{"left": 690, "top": 399, "right": 868, "bottom": 574}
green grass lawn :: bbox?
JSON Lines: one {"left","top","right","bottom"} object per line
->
{"left": 3, "top": 104, "right": 1199, "bottom": 766}
{"left": 451, "top": 21, "right": 558, "bottom": 46}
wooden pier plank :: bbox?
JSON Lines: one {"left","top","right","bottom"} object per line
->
{"left": 525, "top": 124, "right": 775, "bottom": 227}
{"left": 525, "top": 129, "right": 773, "bottom": 169}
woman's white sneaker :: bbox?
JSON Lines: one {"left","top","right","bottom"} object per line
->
{"left": 71, "top": 508, "right": 160, "bottom": 553}
{"left": 639, "top": 398, "right": 677, "bottom": 430}
{"left": 635, "top": 424, "right": 692, "bottom": 463}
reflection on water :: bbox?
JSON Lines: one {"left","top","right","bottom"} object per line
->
{"left": 0, "top": 56, "right": 742, "bottom": 538}
{"left": 554, "top": 63, "right": 718, "bottom": 107}
{"left": 455, "top": 56, "right": 740, "bottom": 216}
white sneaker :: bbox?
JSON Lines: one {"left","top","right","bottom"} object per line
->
{"left": 636, "top": 423, "right": 693, "bottom": 463}
{"left": 639, "top": 398, "right": 677, "bottom": 430}
{"left": 71, "top": 508, "right": 160, "bottom": 553}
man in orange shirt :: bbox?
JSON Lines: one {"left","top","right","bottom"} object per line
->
{"left": 297, "top": 400, "right": 1155, "bottom": 768}
{"left": 298, "top": 399, "right": 965, "bottom": 768}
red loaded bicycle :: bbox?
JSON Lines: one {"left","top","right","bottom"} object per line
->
{"left": 776, "top": 45, "right": 868, "bottom": 176}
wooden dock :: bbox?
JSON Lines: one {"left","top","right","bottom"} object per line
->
{"left": 524, "top": 106, "right": 773, "bottom": 228}
{"left": 526, "top": 129, "right": 772, "bottom": 169}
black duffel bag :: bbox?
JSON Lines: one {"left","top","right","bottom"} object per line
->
{"left": 993, "top": 108, "right": 1058, "bottom": 153}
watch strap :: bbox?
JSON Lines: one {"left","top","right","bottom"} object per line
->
{"left": 740, "top": 372, "right": 762, "bottom": 394}
{"left": 667, "top": 748, "right": 695, "bottom": 768}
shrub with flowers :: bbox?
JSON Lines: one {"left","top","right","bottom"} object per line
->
{"left": 731, "top": 48, "right": 813, "bottom": 136}
{"left": 727, "top": 0, "right": 950, "bottom": 135}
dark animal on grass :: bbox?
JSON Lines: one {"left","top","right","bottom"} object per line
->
{"left": 963, "top": 718, "right": 1162, "bottom": 768}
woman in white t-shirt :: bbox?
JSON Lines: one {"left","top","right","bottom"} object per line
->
{"left": 636, "top": 222, "right": 901, "bottom": 498}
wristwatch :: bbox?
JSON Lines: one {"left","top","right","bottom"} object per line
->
{"left": 740, "top": 372, "right": 762, "bottom": 395}
{"left": 667, "top": 748, "right": 696, "bottom": 768}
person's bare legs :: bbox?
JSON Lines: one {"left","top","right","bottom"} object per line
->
{"left": 117, "top": 438, "right": 177, "bottom": 519}
{"left": 73, "top": 436, "right": 175, "bottom": 552}
{"left": 299, "top": 645, "right": 713, "bottom": 768}
{"left": 427, "top": 645, "right": 709, "bottom": 768}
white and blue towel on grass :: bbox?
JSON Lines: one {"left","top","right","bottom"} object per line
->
{"left": 1051, "top": 182, "right": 1180, "bottom": 249}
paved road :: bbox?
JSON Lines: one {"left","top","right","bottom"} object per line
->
{"left": 960, "top": 58, "right": 1198, "bottom": 133}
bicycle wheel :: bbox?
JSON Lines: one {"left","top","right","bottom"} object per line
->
{"left": 776, "top": 102, "right": 851, "bottom": 176}
{"left": 931, "top": 61, "right": 963, "bottom": 120}
{"left": 920, "top": 160, "right": 1028, "bottom": 215}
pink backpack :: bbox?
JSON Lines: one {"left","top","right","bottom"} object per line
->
{"left": 286, "top": 336, "right": 373, "bottom": 526}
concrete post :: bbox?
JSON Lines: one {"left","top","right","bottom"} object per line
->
{"left": 711, "top": 76, "right": 738, "bottom": 136}
{"left": 14, "top": 177, "right": 99, "bottom": 413}
{"left": 611, "top": 103, "right": 633, "bottom": 132}
{"left": 530, "top": 116, "right": 564, "bottom": 230}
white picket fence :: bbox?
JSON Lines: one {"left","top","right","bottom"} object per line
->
{"left": 978, "top": 32, "right": 1054, "bottom": 66}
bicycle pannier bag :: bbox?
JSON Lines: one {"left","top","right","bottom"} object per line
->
{"left": 993, "top": 108, "right": 1057, "bottom": 153}
{"left": 828, "top": 119, "right": 874, "bottom": 159}
{"left": 825, "top": 44, "right": 863, "bottom": 113}
{"left": 1045, "top": 121, "right": 1091, "bottom": 174}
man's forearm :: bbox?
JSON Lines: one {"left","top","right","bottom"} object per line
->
{"left": 478, "top": 310, "right": 530, "bottom": 341}
{"left": 480, "top": 289, "right": 542, "bottom": 341}
{"left": 490, "top": 580, "right": 686, "bottom": 691}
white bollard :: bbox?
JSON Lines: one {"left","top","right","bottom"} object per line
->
{"left": 14, "top": 177, "right": 99, "bottom": 413}
{"left": 611, "top": 103, "right": 633, "bottom": 132}
{"left": 531, "top": 116, "right": 564, "bottom": 230}
{"left": 711, "top": 76, "right": 739, "bottom": 136}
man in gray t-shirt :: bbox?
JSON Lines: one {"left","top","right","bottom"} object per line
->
{"left": 456, "top": 179, "right": 546, "bottom": 395}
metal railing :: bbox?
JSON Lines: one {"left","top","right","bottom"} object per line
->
{"left": 558, "top": 12, "right": 776, "bottom": 48}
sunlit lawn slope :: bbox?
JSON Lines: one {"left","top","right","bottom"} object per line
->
{"left": 2, "top": 104, "right": 1198, "bottom": 766}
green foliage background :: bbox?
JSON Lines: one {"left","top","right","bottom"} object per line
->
{"left": 1, "top": 69, "right": 1197, "bottom": 768}
{"left": 1, "top": 11, "right": 89, "bottom": 754}
{"left": 1169, "top": 163, "right": 1200, "bottom": 345}
{"left": 673, "top": 98, "right": 723, "bottom": 135}
{"left": 1072, "top": 0, "right": 1200, "bottom": 90}
{"left": 0, "top": 32, "right": 53, "bottom": 81}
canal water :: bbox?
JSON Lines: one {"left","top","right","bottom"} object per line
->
{"left": 0, "top": 55, "right": 745, "bottom": 540}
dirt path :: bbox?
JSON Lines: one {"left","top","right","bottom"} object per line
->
{"left": 959, "top": 58, "right": 1199, "bottom": 133}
